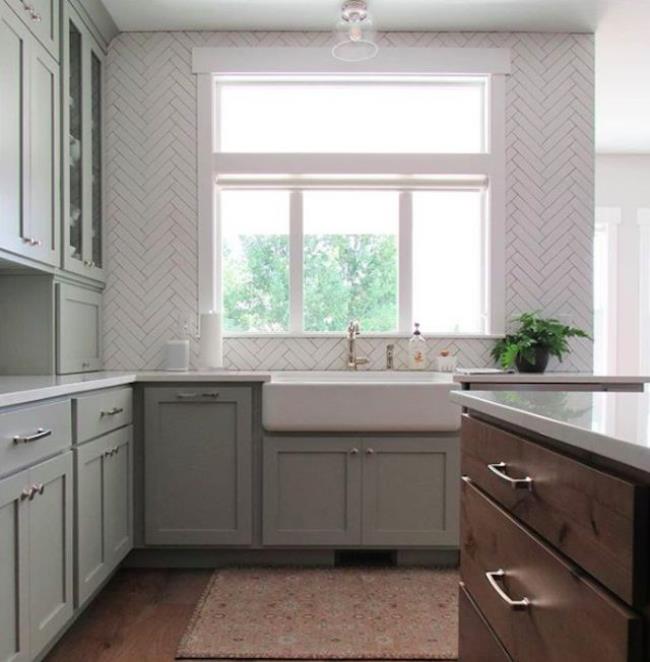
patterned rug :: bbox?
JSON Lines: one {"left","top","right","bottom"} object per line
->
{"left": 176, "top": 567, "right": 459, "bottom": 660}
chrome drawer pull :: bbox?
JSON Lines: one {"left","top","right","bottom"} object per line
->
{"left": 13, "top": 428, "right": 52, "bottom": 444}
{"left": 349, "top": 448, "right": 359, "bottom": 455}
{"left": 201, "top": 393, "right": 220, "bottom": 398}
{"left": 486, "top": 569, "right": 530, "bottom": 611}
{"left": 100, "top": 406, "right": 124, "bottom": 417}
{"left": 176, "top": 392, "right": 199, "bottom": 399}
{"left": 487, "top": 462, "right": 533, "bottom": 491}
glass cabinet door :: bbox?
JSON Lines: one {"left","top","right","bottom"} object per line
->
{"left": 68, "top": 21, "right": 83, "bottom": 263}
{"left": 63, "top": 7, "right": 105, "bottom": 282}
{"left": 90, "top": 51, "right": 102, "bottom": 269}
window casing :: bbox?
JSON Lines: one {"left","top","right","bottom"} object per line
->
{"left": 197, "top": 61, "right": 506, "bottom": 337}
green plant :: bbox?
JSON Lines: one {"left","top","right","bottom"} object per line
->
{"left": 491, "top": 312, "right": 591, "bottom": 369}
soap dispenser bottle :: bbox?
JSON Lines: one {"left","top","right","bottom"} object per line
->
{"left": 408, "top": 323, "right": 427, "bottom": 370}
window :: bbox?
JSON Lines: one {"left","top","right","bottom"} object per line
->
{"left": 219, "top": 79, "right": 487, "bottom": 153}
{"left": 199, "top": 64, "right": 506, "bottom": 336}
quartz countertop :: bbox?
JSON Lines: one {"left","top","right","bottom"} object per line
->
{"left": 450, "top": 389, "right": 650, "bottom": 472}
{"left": 452, "top": 372, "right": 650, "bottom": 384}
{"left": 0, "top": 371, "right": 272, "bottom": 408}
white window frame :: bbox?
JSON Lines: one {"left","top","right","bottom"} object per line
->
{"left": 194, "top": 47, "right": 509, "bottom": 337}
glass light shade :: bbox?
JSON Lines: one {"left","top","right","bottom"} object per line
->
{"left": 331, "top": 6, "right": 378, "bottom": 62}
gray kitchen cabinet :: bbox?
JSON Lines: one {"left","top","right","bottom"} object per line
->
{"left": 0, "top": 452, "right": 73, "bottom": 661}
{"left": 56, "top": 281, "right": 103, "bottom": 373}
{"left": 0, "top": 3, "right": 59, "bottom": 268}
{"left": 76, "top": 427, "right": 132, "bottom": 607}
{"left": 5, "top": 0, "right": 60, "bottom": 61}
{"left": 144, "top": 387, "right": 253, "bottom": 546}
{"left": 0, "top": 471, "right": 29, "bottom": 662}
{"left": 263, "top": 437, "right": 362, "bottom": 546}
{"left": 361, "top": 437, "right": 459, "bottom": 546}
{"left": 62, "top": 3, "right": 105, "bottom": 283}
{"left": 263, "top": 435, "right": 459, "bottom": 548}
{"left": 27, "top": 452, "right": 74, "bottom": 660}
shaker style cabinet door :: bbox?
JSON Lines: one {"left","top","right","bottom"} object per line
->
{"left": 262, "top": 437, "right": 362, "bottom": 546}
{"left": 27, "top": 452, "right": 73, "bottom": 661}
{"left": 144, "top": 387, "right": 253, "bottom": 546}
{"left": 5, "top": 0, "right": 60, "bottom": 61}
{"left": 56, "top": 282, "right": 103, "bottom": 374}
{"left": 76, "top": 428, "right": 132, "bottom": 608}
{"left": 0, "top": 5, "right": 59, "bottom": 267}
{"left": 0, "top": 471, "right": 30, "bottom": 662}
{"left": 0, "top": 8, "right": 31, "bottom": 260}
{"left": 361, "top": 437, "right": 460, "bottom": 547}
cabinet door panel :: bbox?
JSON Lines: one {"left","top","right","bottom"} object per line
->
{"left": 27, "top": 44, "right": 59, "bottom": 266}
{"left": 263, "top": 437, "right": 362, "bottom": 546}
{"left": 56, "top": 283, "right": 102, "bottom": 374}
{"left": 362, "top": 437, "right": 459, "bottom": 547}
{"left": 75, "top": 437, "right": 110, "bottom": 608}
{"left": 28, "top": 453, "right": 73, "bottom": 660}
{"left": 5, "top": 0, "right": 59, "bottom": 60}
{"left": 104, "top": 428, "right": 132, "bottom": 564}
{"left": 0, "top": 472, "right": 29, "bottom": 662}
{"left": 145, "top": 388, "right": 252, "bottom": 545}
{"left": 0, "top": 8, "right": 29, "bottom": 258}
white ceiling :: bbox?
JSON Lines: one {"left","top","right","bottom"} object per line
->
{"left": 101, "top": 0, "right": 650, "bottom": 153}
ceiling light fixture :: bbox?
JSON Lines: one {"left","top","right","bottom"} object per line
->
{"left": 332, "top": 0, "right": 378, "bottom": 62}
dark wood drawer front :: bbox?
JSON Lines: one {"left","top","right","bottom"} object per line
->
{"left": 461, "top": 415, "right": 647, "bottom": 605}
{"left": 459, "top": 583, "right": 512, "bottom": 662}
{"left": 461, "top": 480, "right": 643, "bottom": 662}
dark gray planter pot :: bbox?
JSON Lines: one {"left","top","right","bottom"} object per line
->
{"left": 515, "top": 347, "right": 550, "bottom": 373}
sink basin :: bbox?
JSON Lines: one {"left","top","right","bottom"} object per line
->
{"left": 262, "top": 371, "right": 461, "bottom": 432}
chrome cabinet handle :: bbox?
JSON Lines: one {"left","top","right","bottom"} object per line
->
{"left": 486, "top": 569, "right": 530, "bottom": 610}
{"left": 104, "top": 447, "right": 120, "bottom": 458}
{"left": 366, "top": 448, "right": 375, "bottom": 455}
{"left": 20, "top": 487, "right": 33, "bottom": 501}
{"left": 83, "top": 260, "right": 96, "bottom": 268}
{"left": 13, "top": 428, "right": 52, "bottom": 444}
{"left": 36, "top": 483, "right": 45, "bottom": 496}
{"left": 487, "top": 462, "right": 533, "bottom": 491}
{"left": 27, "top": 483, "right": 44, "bottom": 500}
{"left": 22, "top": 236, "right": 42, "bottom": 246}
{"left": 100, "top": 406, "right": 124, "bottom": 417}
{"left": 349, "top": 448, "right": 359, "bottom": 455}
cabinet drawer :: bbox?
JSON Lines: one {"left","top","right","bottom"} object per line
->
{"left": 4, "top": 0, "right": 59, "bottom": 60}
{"left": 461, "top": 479, "right": 643, "bottom": 662}
{"left": 459, "top": 583, "right": 512, "bottom": 662}
{"left": 75, "top": 387, "right": 132, "bottom": 443}
{"left": 461, "top": 415, "right": 647, "bottom": 606}
{"left": 0, "top": 399, "right": 71, "bottom": 477}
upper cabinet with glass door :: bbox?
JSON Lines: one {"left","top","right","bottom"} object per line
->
{"left": 63, "top": 4, "right": 105, "bottom": 283}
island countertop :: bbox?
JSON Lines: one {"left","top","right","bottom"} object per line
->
{"left": 450, "top": 389, "right": 650, "bottom": 473}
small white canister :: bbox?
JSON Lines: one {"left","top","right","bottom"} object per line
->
{"left": 164, "top": 339, "right": 190, "bottom": 371}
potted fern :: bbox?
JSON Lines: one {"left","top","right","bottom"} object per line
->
{"left": 491, "top": 313, "right": 590, "bottom": 373}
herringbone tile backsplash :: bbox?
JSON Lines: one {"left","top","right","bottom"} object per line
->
{"left": 104, "top": 31, "right": 594, "bottom": 372}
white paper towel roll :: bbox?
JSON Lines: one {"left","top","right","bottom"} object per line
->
{"left": 199, "top": 312, "right": 223, "bottom": 369}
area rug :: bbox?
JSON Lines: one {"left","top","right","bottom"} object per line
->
{"left": 176, "top": 567, "right": 458, "bottom": 660}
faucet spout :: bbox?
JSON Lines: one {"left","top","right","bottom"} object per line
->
{"left": 346, "top": 320, "right": 368, "bottom": 370}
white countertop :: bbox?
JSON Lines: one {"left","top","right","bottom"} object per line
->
{"left": 453, "top": 372, "right": 650, "bottom": 384}
{"left": 0, "top": 370, "right": 272, "bottom": 408}
{"left": 450, "top": 389, "right": 650, "bottom": 472}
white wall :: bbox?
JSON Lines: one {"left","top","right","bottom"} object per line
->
{"left": 595, "top": 154, "right": 650, "bottom": 372}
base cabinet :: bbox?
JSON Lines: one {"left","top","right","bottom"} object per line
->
{"left": 263, "top": 436, "right": 459, "bottom": 547}
{"left": 0, "top": 452, "right": 73, "bottom": 662}
{"left": 76, "top": 427, "right": 133, "bottom": 607}
{"left": 144, "top": 387, "right": 253, "bottom": 546}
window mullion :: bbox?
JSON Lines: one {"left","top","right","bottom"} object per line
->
{"left": 399, "top": 191, "right": 413, "bottom": 333}
{"left": 289, "top": 190, "right": 304, "bottom": 333}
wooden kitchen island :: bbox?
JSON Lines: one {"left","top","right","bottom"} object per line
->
{"left": 450, "top": 389, "right": 650, "bottom": 662}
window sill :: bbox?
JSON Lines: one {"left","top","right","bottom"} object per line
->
{"left": 223, "top": 332, "right": 504, "bottom": 340}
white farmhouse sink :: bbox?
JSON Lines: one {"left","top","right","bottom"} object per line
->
{"left": 262, "top": 371, "right": 461, "bottom": 432}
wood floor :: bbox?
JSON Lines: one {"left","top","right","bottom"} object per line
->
{"left": 46, "top": 569, "right": 212, "bottom": 662}
{"left": 46, "top": 568, "right": 456, "bottom": 662}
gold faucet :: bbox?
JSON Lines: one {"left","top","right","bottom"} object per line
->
{"left": 346, "top": 320, "right": 369, "bottom": 370}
